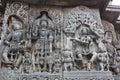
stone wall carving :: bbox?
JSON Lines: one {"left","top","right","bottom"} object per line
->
{"left": 63, "top": 6, "right": 107, "bottom": 72}
{"left": 0, "top": 2, "right": 117, "bottom": 80}
{"left": 102, "top": 20, "right": 119, "bottom": 75}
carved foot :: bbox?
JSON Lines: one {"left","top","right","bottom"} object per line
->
{"left": 14, "top": 67, "right": 18, "bottom": 70}
{"left": 100, "top": 69, "right": 104, "bottom": 71}
{"left": 4, "top": 61, "right": 13, "bottom": 69}
{"left": 7, "top": 66, "right": 12, "bottom": 70}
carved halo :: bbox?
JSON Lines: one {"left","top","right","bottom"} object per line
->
{"left": 7, "top": 15, "right": 25, "bottom": 31}
{"left": 64, "top": 6, "right": 104, "bottom": 37}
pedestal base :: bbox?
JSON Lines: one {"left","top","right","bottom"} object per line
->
{"left": 63, "top": 71, "right": 114, "bottom": 80}
{"left": 0, "top": 69, "right": 115, "bottom": 80}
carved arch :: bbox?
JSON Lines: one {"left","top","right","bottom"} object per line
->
{"left": 29, "top": 6, "right": 62, "bottom": 28}
{"left": 102, "top": 20, "right": 117, "bottom": 45}
{"left": 64, "top": 6, "right": 104, "bottom": 37}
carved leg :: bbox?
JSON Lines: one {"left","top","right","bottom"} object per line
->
{"left": 87, "top": 62, "right": 91, "bottom": 71}
{"left": 10, "top": 53, "right": 15, "bottom": 62}
{"left": 49, "top": 63, "right": 52, "bottom": 73}
{"left": 100, "top": 62, "right": 104, "bottom": 71}
{"left": 37, "top": 64, "right": 40, "bottom": 71}
{"left": 36, "top": 54, "right": 39, "bottom": 64}
{"left": 3, "top": 52, "right": 10, "bottom": 63}
{"left": 106, "top": 61, "right": 110, "bottom": 71}
{"left": 78, "top": 53, "right": 83, "bottom": 60}
{"left": 64, "top": 63, "right": 67, "bottom": 71}
{"left": 39, "top": 61, "right": 44, "bottom": 72}
{"left": 43, "top": 63, "right": 47, "bottom": 72}
{"left": 78, "top": 54, "right": 84, "bottom": 69}
{"left": 69, "top": 63, "right": 73, "bottom": 71}
{"left": 26, "top": 66, "right": 30, "bottom": 73}
{"left": 23, "top": 65, "right": 28, "bottom": 73}
{"left": 90, "top": 52, "right": 97, "bottom": 62}
{"left": 82, "top": 62, "right": 86, "bottom": 70}
{"left": 15, "top": 54, "right": 22, "bottom": 69}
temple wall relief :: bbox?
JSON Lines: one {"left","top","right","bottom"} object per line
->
{"left": 0, "top": 2, "right": 117, "bottom": 80}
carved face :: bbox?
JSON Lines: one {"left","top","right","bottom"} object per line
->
{"left": 40, "top": 20, "right": 48, "bottom": 28}
{"left": 12, "top": 23, "right": 22, "bottom": 31}
{"left": 55, "top": 55, "right": 59, "bottom": 59}
{"left": 117, "top": 51, "right": 120, "bottom": 56}
{"left": 25, "top": 52, "right": 30, "bottom": 58}
{"left": 80, "top": 25, "right": 89, "bottom": 35}
{"left": 54, "top": 78, "right": 59, "bottom": 80}
{"left": 97, "top": 52, "right": 109, "bottom": 62}
{"left": 105, "top": 32, "right": 113, "bottom": 43}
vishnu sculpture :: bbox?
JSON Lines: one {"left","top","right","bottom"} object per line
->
{"left": 33, "top": 12, "right": 55, "bottom": 72}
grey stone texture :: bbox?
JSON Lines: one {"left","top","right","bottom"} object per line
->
{"left": 0, "top": 2, "right": 119, "bottom": 80}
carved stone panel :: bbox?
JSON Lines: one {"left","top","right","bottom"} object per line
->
{"left": 0, "top": 2, "right": 117, "bottom": 80}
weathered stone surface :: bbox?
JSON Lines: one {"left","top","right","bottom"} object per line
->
{"left": 64, "top": 71, "right": 114, "bottom": 80}
{"left": 0, "top": 2, "right": 118, "bottom": 80}
{"left": 6, "top": 0, "right": 109, "bottom": 8}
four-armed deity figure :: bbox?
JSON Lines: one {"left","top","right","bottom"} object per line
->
{"left": 3, "top": 17, "right": 25, "bottom": 69}
{"left": 33, "top": 12, "right": 54, "bottom": 72}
